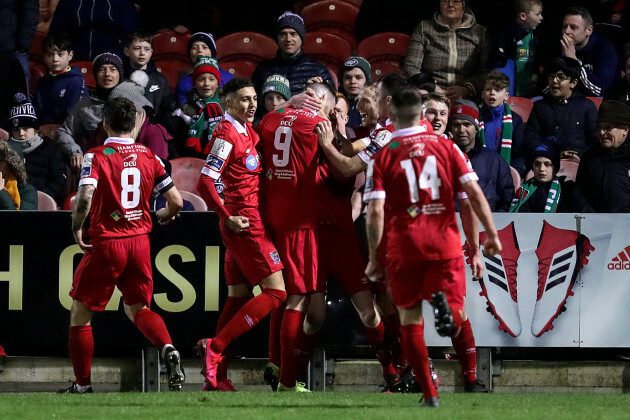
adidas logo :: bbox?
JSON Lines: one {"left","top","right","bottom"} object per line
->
{"left": 608, "top": 246, "right": 630, "bottom": 270}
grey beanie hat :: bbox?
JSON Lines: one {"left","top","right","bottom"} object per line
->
{"left": 262, "top": 74, "right": 291, "bottom": 101}
{"left": 109, "top": 74, "right": 153, "bottom": 113}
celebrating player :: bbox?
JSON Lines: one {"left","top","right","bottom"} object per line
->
{"left": 362, "top": 88, "right": 501, "bottom": 407}
{"left": 196, "top": 77, "right": 286, "bottom": 391}
{"left": 62, "top": 97, "right": 185, "bottom": 393}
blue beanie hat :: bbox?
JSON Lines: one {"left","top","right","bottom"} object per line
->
{"left": 188, "top": 32, "right": 217, "bottom": 58}
{"left": 275, "top": 12, "right": 306, "bottom": 43}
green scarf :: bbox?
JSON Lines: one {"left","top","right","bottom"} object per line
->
{"left": 510, "top": 178, "right": 561, "bottom": 213}
{"left": 479, "top": 104, "right": 513, "bottom": 165}
{"left": 185, "top": 93, "right": 223, "bottom": 155}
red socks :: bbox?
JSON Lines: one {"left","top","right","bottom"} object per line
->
{"left": 268, "top": 303, "right": 285, "bottom": 367}
{"left": 69, "top": 325, "right": 93, "bottom": 386}
{"left": 384, "top": 312, "right": 404, "bottom": 369}
{"left": 134, "top": 309, "right": 172, "bottom": 349}
{"left": 451, "top": 318, "right": 477, "bottom": 383}
{"left": 279, "top": 308, "right": 305, "bottom": 387}
{"left": 401, "top": 323, "right": 438, "bottom": 400}
{"left": 211, "top": 288, "right": 286, "bottom": 354}
{"left": 215, "top": 295, "right": 250, "bottom": 381}
{"left": 365, "top": 321, "right": 397, "bottom": 377}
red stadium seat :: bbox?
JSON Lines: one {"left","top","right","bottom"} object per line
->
{"left": 221, "top": 61, "right": 258, "bottom": 79}
{"left": 369, "top": 61, "right": 402, "bottom": 81}
{"left": 509, "top": 166, "right": 522, "bottom": 190}
{"left": 151, "top": 30, "right": 192, "bottom": 64}
{"left": 0, "top": 128, "right": 8, "bottom": 141}
{"left": 29, "top": 61, "right": 48, "bottom": 96}
{"left": 154, "top": 59, "right": 188, "bottom": 91}
{"left": 356, "top": 32, "right": 410, "bottom": 67}
{"left": 169, "top": 157, "right": 206, "bottom": 195}
{"left": 506, "top": 96, "right": 534, "bottom": 123}
{"left": 28, "top": 31, "right": 47, "bottom": 66}
{"left": 39, "top": 124, "right": 62, "bottom": 140}
{"left": 37, "top": 191, "right": 58, "bottom": 210}
{"left": 296, "top": 0, "right": 363, "bottom": 12}
{"left": 62, "top": 192, "right": 77, "bottom": 211}
{"left": 300, "top": 1, "right": 360, "bottom": 48}
{"left": 558, "top": 160, "right": 579, "bottom": 182}
{"left": 587, "top": 96, "right": 603, "bottom": 109}
{"left": 72, "top": 61, "right": 96, "bottom": 90}
{"left": 180, "top": 191, "right": 208, "bottom": 211}
{"left": 303, "top": 32, "right": 352, "bottom": 76}
{"left": 216, "top": 32, "right": 277, "bottom": 66}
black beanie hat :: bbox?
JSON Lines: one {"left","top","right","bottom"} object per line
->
{"left": 275, "top": 11, "right": 306, "bottom": 43}
{"left": 7, "top": 92, "right": 39, "bottom": 131}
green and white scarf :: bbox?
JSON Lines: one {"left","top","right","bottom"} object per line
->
{"left": 479, "top": 103, "right": 513, "bottom": 165}
{"left": 185, "top": 93, "right": 223, "bottom": 155}
{"left": 510, "top": 178, "right": 562, "bottom": 213}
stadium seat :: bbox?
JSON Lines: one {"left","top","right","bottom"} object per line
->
{"left": 169, "top": 157, "right": 206, "bottom": 195}
{"left": 303, "top": 32, "right": 352, "bottom": 76}
{"left": 296, "top": 0, "right": 363, "bottom": 12}
{"left": 28, "top": 31, "right": 47, "bottom": 66}
{"left": 62, "top": 192, "right": 76, "bottom": 211}
{"left": 215, "top": 32, "right": 277, "bottom": 66}
{"left": 587, "top": 96, "right": 603, "bottom": 109}
{"left": 369, "top": 61, "right": 402, "bottom": 80}
{"left": 509, "top": 166, "right": 522, "bottom": 190}
{"left": 558, "top": 159, "right": 579, "bottom": 182}
{"left": 154, "top": 59, "right": 188, "bottom": 91}
{"left": 221, "top": 61, "right": 257, "bottom": 79}
{"left": 0, "top": 128, "right": 8, "bottom": 141}
{"left": 506, "top": 96, "right": 534, "bottom": 123}
{"left": 72, "top": 61, "right": 96, "bottom": 90}
{"left": 39, "top": 123, "right": 62, "bottom": 140}
{"left": 151, "top": 30, "right": 192, "bottom": 64}
{"left": 29, "top": 61, "right": 48, "bottom": 96}
{"left": 37, "top": 191, "right": 58, "bottom": 210}
{"left": 356, "top": 32, "right": 410, "bottom": 68}
{"left": 300, "top": 0, "right": 360, "bottom": 48}
{"left": 180, "top": 190, "right": 208, "bottom": 211}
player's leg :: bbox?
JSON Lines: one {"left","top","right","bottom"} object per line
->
{"left": 375, "top": 290, "right": 405, "bottom": 372}
{"left": 278, "top": 294, "right": 308, "bottom": 391}
{"left": 293, "top": 292, "right": 326, "bottom": 383}
{"left": 264, "top": 303, "right": 285, "bottom": 391}
{"left": 62, "top": 299, "right": 95, "bottom": 394}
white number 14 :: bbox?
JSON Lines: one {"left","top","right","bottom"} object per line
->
{"left": 400, "top": 156, "right": 442, "bottom": 202}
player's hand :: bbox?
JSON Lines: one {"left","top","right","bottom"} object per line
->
{"left": 156, "top": 207, "right": 177, "bottom": 225}
{"left": 316, "top": 120, "right": 334, "bottom": 147}
{"left": 288, "top": 89, "right": 323, "bottom": 113}
{"left": 463, "top": 240, "right": 483, "bottom": 279}
{"left": 71, "top": 153, "right": 84, "bottom": 172}
{"left": 73, "top": 228, "right": 93, "bottom": 252}
{"left": 561, "top": 34, "right": 577, "bottom": 59}
{"left": 482, "top": 234, "right": 502, "bottom": 256}
{"left": 332, "top": 110, "right": 347, "bottom": 137}
{"left": 307, "top": 76, "right": 323, "bottom": 84}
{"left": 365, "top": 259, "right": 385, "bottom": 283}
{"left": 226, "top": 215, "right": 249, "bottom": 233}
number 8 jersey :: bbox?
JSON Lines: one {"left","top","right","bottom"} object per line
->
{"left": 79, "top": 137, "right": 174, "bottom": 239}
{"left": 364, "top": 126, "right": 478, "bottom": 261}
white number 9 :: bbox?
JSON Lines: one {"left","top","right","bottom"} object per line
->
{"left": 272, "top": 126, "right": 293, "bottom": 168}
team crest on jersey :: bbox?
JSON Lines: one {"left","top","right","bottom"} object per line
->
{"left": 245, "top": 154, "right": 259, "bottom": 170}
{"left": 59, "top": 88, "right": 66, "bottom": 98}
{"left": 205, "top": 154, "right": 225, "bottom": 172}
{"left": 211, "top": 138, "right": 233, "bottom": 160}
{"left": 270, "top": 250, "right": 281, "bottom": 264}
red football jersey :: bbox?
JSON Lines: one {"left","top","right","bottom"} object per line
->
{"left": 258, "top": 107, "right": 326, "bottom": 229}
{"left": 79, "top": 137, "right": 173, "bottom": 239}
{"left": 364, "top": 126, "right": 478, "bottom": 261}
{"left": 201, "top": 113, "right": 263, "bottom": 212}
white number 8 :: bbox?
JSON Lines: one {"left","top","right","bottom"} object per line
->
{"left": 121, "top": 167, "right": 141, "bottom": 209}
{"left": 272, "top": 126, "right": 293, "bottom": 168}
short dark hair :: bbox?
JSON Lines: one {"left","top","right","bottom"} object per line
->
{"left": 391, "top": 88, "right": 424, "bottom": 123}
{"left": 43, "top": 33, "right": 73, "bottom": 53}
{"left": 378, "top": 72, "right": 411, "bottom": 97}
{"left": 221, "top": 77, "right": 255, "bottom": 98}
{"left": 103, "top": 97, "right": 137, "bottom": 134}
{"left": 514, "top": 0, "right": 542, "bottom": 15}
{"left": 410, "top": 72, "right": 436, "bottom": 93}
{"left": 126, "top": 31, "right": 153, "bottom": 47}
{"left": 565, "top": 6, "right": 593, "bottom": 27}
{"left": 483, "top": 70, "right": 511, "bottom": 91}
{"left": 546, "top": 56, "right": 581, "bottom": 82}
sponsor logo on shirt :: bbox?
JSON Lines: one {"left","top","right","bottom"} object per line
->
{"left": 149, "top": 85, "right": 160, "bottom": 92}
{"left": 266, "top": 169, "right": 273, "bottom": 179}
{"left": 245, "top": 154, "right": 258, "bottom": 170}
{"left": 110, "top": 210, "right": 123, "bottom": 221}
{"left": 205, "top": 154, "right": 225, "bottom": 172}
{"left": 80, "top": 153, "right": 94, "bottom": 177}
{"left": 123, "top": 154, "right": 138, "bottom": 167}
{"left": 280, "top": 115, "right": 298, "bottom": 126}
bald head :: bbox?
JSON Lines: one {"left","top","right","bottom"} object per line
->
{"left": 306, "top": 82, "right": 336, "bottom": 115}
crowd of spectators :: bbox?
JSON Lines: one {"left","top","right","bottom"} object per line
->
{"left": 1, "top": 0, "right": 629, "bottom": 213}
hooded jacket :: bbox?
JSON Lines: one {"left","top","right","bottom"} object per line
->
{"left": 33, "top": 66, "right": 88, "bottom": 124}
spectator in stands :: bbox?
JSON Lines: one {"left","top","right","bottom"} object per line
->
{"left": 605, "top": 48, "right": 630, "bottom": 105}
{"left": 0, "top": 54, "right": 28, "bottom": 124}
{"left": 450, "top": 99, "right": 514, "bottom": 211}
{"left": 422, "top": 92, "right": 450, "bottom": 137}
{"left": 572, "top": 100, "right": 630, "bottom": 212}
{"left": 5, "top": 94, "right": 66, "bottom": 204}
{"left": 57, "top": 52, "right": 124, "bottom": 171}
{"left": 493, "top": 0, "right": 544, "bottom": 98}
{"left": 510, "top": 141, "right": 568, "bottom": 212}
{"left": 33, "top": 33, "right": 88, "bottom": 125}
{"left": 260, "top": 74, "right": 291, "bottom": 113}
{"left": 560, "top": 6, "right": 618, "bottom": 97}
{"left": 525, "top": 57, "right": 598, "bottom": 162}
{"left": 251, "top": 12, "right": 333, "bottom": 104}
{"left": 49, "top": 0, "right": 139, "bottom": 61}
{"left": 172, "top": 56, "right": 223, "bottom": 158}
{"left": 410, "top": 72, "right": 438, "bottom": 95}
{"left": 0, "top": 140, "right": 37, "bottom": 210}
{"left": 404, "top": 0, "right": 492, "bottom": 103}
{"left": 123, "top": 31, "right": 177, "bottom": 134}
{"left": 0, "top": 0, "right": 38, "bottom": 88}
{"left": 338, "top": 57, "right": 371, "bottom": 129}
{"left": 479, "top": 70, "right": 526, "bottom": 175}
{"left": 175, "top": 32, "right": 234, "bottom": 104}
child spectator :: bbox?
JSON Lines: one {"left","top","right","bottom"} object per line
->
{"left": 0, "top": 137, "right": 38, "bottom": 210}
{"left": 338, "top": 56, "right": 371, "bottom": 129}
{"left": 175, "top": 32, "right": 233, "bottom": 104}
{"left": 123, "top": 31, "right": 177, "bottom": 134}
{"left": 510, "top": 141, "right": 566, "bottom": 212}
{"left": 479, "top": 70, "right": 526, "bottom": 175}
{"left": 261, "top": 74, "right": 291, "bottom": 113}
{"left": 32, "top": 33, "right": 87, "bottom": 125}
{"left": 6, "top": 94, "right": 66, "bottom": 204}
{"left": 173, "top": 56, "right": 223, "bottom": 158}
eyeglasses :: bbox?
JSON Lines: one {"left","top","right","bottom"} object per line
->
{"left": 547, "top": 72, "right": 571, "bottom": 82}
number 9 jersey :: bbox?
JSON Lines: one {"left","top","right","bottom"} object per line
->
{"left": 78, "top": 138, "right": 174, "bottom": 239}
{"left": 364, "top": 126, "right": 478, "bottom": 261}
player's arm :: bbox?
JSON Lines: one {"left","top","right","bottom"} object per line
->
{"left": 156, "top": 185, "right": 183, "bottom": 225}
{"left": 365, "top": 197, "right": 385, "bottom": 282}
{"left": 71, "top": 184, "right": 95, "bottom": 251}
{"left": 316, "top": 120, "right": 366, "bottom": 177}
{"left": 459, "top": 197, "right": 483, "bottom": 278}
{"left": 460, "top": 180, "right": 502, "bottom": 256}
{"left": 197, "top": 174, "right": 249, "bottom": 233}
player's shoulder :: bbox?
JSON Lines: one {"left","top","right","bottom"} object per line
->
{"left": 213, "top": 117, "right": 237, "bottom": 137}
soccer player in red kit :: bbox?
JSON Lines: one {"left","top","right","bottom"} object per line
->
{"left": 362, "top": 88, "right": 502, "bottom": 407}
{"left": 62, "top": 97, "right": 185, "bottom": 393}
{"left": 196, "top": 77, "right": 286, "bottom": 391}
{"left": 257, "top": 82, "right": 336, "bottom": 391}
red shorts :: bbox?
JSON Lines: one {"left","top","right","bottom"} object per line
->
{"left": 70, "top": 235, "right": 153, "bottom": 311}
{"left": 220, "top": 207, "right": 283, "bottom": 286}
{"left": 318, "top": 223, "right": 371, "bottom": 295}
{"left": 387, "top": 257, "right": 465, "bottom": 309}
{"left": 274, "top": 227, "right": 322, "bottom": 295}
